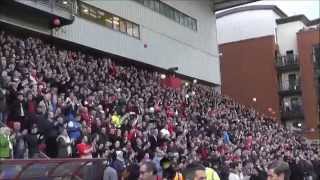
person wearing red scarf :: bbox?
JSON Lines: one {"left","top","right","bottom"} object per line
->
{"left": 27, "top": 93, "right": 37, "bottom": 114}
{"left": 76, "top": 136, "right": 93, "bottom": 159}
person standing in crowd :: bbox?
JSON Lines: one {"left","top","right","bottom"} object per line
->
{"left": 10, "top": 92, "right": 27, "bottom": 130}
{"left": 229, "top": 162, "right": 243, "bottom": 180}
{"left": 76, "top": 136, "right": 93, "bottom": 159}
{"left": 0, "top": 127, "right": 12, "bottom": 159}
{"left": 11, "top": 122, "right": 27, "bottom": 159}
{"left": 0, "top": 80, "right": 7, "bottom": 125}
{"left": 206, "top": 166, "right": 221, "bottom": 180}
{"left": 267, "top": 161, "right": 290, "bottom": 180}
{"left": 182, "top": 163, "right": 207, "bottom": 180}
{"left": 56, "top": 128, "right": 72, "bottom": 158}
{"left": 0, "top": 29, "right": 319, "bottom": 180}
{"left": 139, "top": 161, "right": 158, "bottom": 180}
{"left": 103, "top": 162, "right": 118, "bottom": 180}
{"left": 24, "top": 123, "right": 41, "bottom": 158}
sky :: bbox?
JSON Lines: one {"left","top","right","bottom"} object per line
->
{"left": 245, "top": 0, "right": 320, "bottom": 19}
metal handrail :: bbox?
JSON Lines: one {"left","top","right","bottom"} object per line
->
{"left": 279, "top": 80, "right": 300, "bottom": 91}
{"left": 276, "top": 54, "right": 299, "bottom": 67}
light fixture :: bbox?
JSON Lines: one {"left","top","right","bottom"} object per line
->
{"left": 297, "top": 123, "right": 302, "bottom": 127}
{"left": 185, "top": 82, "right": 189, "bottom": 86}
{"left": 63, "top": 0, "right": 68, "bottom": 5}
{"left": 193, "top": 79, "right": 197, "bottom": 84}
{"left": 160, "top": 74, "right": 166, "bottom": 79}
{"left": 252, "top": 97, "right": 257, "bottom": 102}
{"left": 191, "top": 91, "right": 196, "bottom": 96}
{"left": 83, "top": 9, "right": 89, "bottom": 13}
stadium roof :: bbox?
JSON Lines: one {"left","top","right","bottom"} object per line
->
{"left": 214, "top": 0, "right": 260, "bottom": 11}
{"left": 216, "top": 5, "right": 287, "bottom": 18}
{"left": 276, "top": 15, "right": 320, "bottom": 26}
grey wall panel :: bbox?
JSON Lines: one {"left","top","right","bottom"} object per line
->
{"left": 53, "top": 0, "right": 220, "bottom": 84}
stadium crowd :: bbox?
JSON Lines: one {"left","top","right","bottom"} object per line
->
{"left": 0, "top": 29, "right": 319, "bottom": 180}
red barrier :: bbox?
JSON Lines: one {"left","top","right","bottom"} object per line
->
{"left": 0, "top": 158, "right": 108, "bottom": 180}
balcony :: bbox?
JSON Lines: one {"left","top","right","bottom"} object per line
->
{"left": 14, "top": 0, "right": 74, "bottom": 20}
{"left": 278, "top": 80, "right": 301, "bottom": 96}
{"left": 281, "top": 105, "right": 304, "bottom": 120}
{"left": 276, "top": 55, "right": 300, "bottom": 72}
{"left": 0, "top": 0, "right": 74, "bottom": 28}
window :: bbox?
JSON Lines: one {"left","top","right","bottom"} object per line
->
{"left": 174, "top": 11, "right": 180, "bottom": 23}
{"left": 104, "top": 13, "right": 113, "bottom": 28}
{"left": 144, "top": 0, "right": 155, "bottom": 10}
{"left": 80, "top": 4, "right": 89, "bottom": 15}
{"left": 154, "top": 0, "right": 160, "bottom": 12}
{"left": 134, "top": 0, "right": 197, "bottom": 31}
{"left": 180, "top": 15, "right": 187, "bottom": 26}
{"left": 113, "top": 16, "right": 120, "bottom": 31}
{"left": 133, "top": 24, "right": 140, "bottom": 38}
{"left": 191, "top": 18, "right": 197, "bottom": 31}
{"left": 286, "top": 50, "right": 294, "bottom": 61}
{"left": 97, "top": 10, "right": 104, "bottom": 19}
{"left": 89, "top": 8, "right": 97, "bottom": 19}
{"left": 126, "top": 22, "right": 133, "bottom": 36}
{"left": 78, "top": 1, "right": 140, "bottom": 39}
{"left": 314, "top": 44, "right": 320, "bottom": 63}
{"left": 187, "top": 17, "right": 193, "bottom": 29}
{"left": 161, "top": 4, "right": 174, "bottom": 19}
{"left": 119, "top": 19, "right": 126, "bottom": 33}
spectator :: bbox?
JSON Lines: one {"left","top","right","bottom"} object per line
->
{"left": 182, "top": 163, "right": 206, "bottom": 180}
{"left": 228, "top": 162, "right": 242, "bottom": 180}
{"left": 267, "top": 161, "right": 290, "bottom": 180}
{"left": 0, "top": 29, "right": 318, "bottom": 180}
{"left": 139, "top": 161, "right": 158, "bottom": 180}
{"left": 76, "top": 136, "right": 92, "bottom": 159}
{"left": 103, "top": 163, "right": 118, "bottom": 180}
{"left": 0, "top": 127, "right": 12, "bottom": 159}
{"left": 9, "top": 92, "right": 27, "bottom": 130}
{"left": 0, "top": 81, "right": 7, "bottom": 125}
{"left": 57, "top": 128, "right": 72, "bottom": 158}
{"left": 10, "top": 122, "right": 27, "bottom": 159}
{"left": 24, "top": 123, "right": 42, "bottom": 158}
{"left": 112, "top": 150, "right": 126, "bottom": 177}
{"left": 206, "top": 167, "right": 221, "bottom": 180}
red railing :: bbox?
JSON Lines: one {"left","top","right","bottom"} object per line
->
{"left": 0, "top": 158, "right": 107, "bottom": 180}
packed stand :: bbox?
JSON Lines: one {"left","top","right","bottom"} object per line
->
{"left": 0, "top": 30, "right": 319, "bottom": 180}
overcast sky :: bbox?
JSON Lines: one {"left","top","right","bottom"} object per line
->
{"left": 245, "top": 0, "right": 320, "bottom": 19}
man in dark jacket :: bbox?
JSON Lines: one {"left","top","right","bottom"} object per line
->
{"left": 9, "top": 92, "right": 27, "bottom": 129}
{"left": 0, "top": 80, "right": 7, "bottom": 125}
{"left": 25, "top": 124, "right": 42, "bottom": 158}
{"left": 34, "top": 104, "right": 58, "bottom": 158}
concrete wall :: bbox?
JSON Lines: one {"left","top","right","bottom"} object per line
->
{"left": 276, "top": 21, "right": 305, "bottom": 55}
{"left": 217, "top": 10, "right": 281, "bottom": 44}
{"left": 53, "top": 0, "right": 221, "bottom": 84}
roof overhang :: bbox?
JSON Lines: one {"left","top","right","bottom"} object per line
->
{"left": 214, "top": 0, "right": 260, "bottom": 11}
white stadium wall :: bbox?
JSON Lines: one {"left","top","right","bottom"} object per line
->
{"left": 276, "top": 21, "right": 305, "bottom": 55}
{"left": 217, "top": 10, "right": 281, "bottom": 44}
{"left": 53, "top": 0, "right": 221, "bottom": 84}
